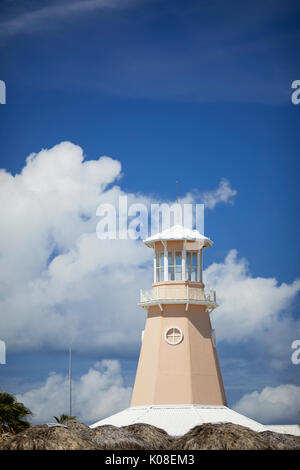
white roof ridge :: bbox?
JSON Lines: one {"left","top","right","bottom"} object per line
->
{"left": 131, "top": 404, "right": 227, "bottom": 410}
{"left": 90, "top": 405, "right": 265, "bottom": 435}
{"left": 144, "top": 224, "right": 213, "bottom": 247}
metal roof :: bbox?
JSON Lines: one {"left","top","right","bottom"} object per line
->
{"left": 90, "top": 405, "right": 266, "bottom": 436}
{"left": 144, "top": 224, "right": 213, "bottom": 248}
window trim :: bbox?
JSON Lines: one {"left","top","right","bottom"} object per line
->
{"left": 164, "top": 326, "right": 183, "bottom": 345}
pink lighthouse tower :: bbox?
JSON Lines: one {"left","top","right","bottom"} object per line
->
{"left": 91, "top": 225, "right": 264, "bottom": 435}
{"left": 131, "top": 225, "right": 226, "bottom": 407}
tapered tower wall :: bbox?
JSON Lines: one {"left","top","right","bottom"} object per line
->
{"left": 131, "top": 303, "right": 227, "bottom": 406}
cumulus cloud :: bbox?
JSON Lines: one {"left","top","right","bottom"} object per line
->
{"left": 16, "top": 360, "right": 131, "bottom": 424}
{"left": 0, "top": 141, "right": 153, "bottom": 354}
{"left": 206, "top": 250, "right": 300, "bottom": 356}
{"left": 0, "top": 141, "right": 238, "bottom": 355}
{"left": 199, "top": 179, "right": 237, "bottom": 210}
{"left": 232, "top": 384, "right": 300, "bottom": 425}
{"left": 180, "top": 178, "right": 237, "bottom": 210}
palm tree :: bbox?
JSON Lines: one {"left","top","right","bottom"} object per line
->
{"left": 0, "top": 391, "right": 32, "bottom": 433}
{"left": 53, "top": 413, "right": 76, "bottom": 423}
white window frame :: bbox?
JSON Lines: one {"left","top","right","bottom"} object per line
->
{"left": 164, "top": 326, "right": 183, "bottom": 345}
{"left": 155, "top": 252, "right": 164, "bottom": 282}
{"left": 186, "top": 251, "right": 198, "bottom": 281}
{"left": 168, "top": 251, "right": 182, "bottom": 281}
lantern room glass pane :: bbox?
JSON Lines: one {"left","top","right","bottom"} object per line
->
{"left": 186, "top": 251, "right": 198, "bottom": 281}
{"left": 186, "top": 252, "right": 190, "bottom": 280}
{"left": 191, "top": 253, "right": 197, "bottom": 281}
{"left": 175, "top": 252, "right": 182, "bottom": 280}
{"left": 168, "top": 252, "right": 175, "bottom": 281}
{"left": 156, "top": 252, "right": 164, "bottom": 282}
{"left": 168, "top": 251, "right": 182, "bottom": 281}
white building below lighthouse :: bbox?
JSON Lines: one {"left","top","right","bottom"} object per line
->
{"left": 91, "top": 224, "right": 265, "bottom": 435}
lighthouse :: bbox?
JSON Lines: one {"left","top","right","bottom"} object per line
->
{"left": 91, "top": 225, "right": 265, "bottom": 435}
{"left": 131, "top": 224, "right": 226, "bottom": 407}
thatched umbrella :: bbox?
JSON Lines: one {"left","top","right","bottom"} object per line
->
{"left": 0, "top": 424, "right": 99, "bottom": 450}
{"left": 172, "top": 423, "right": 277, "bottom": 450}
{"left": 62, "top": 419, "right": 150, "bottom": 450}
{"left": 4, "top": 418, "right": 298, "bottom": 451}
{"left": 122, "top": 423, "right": 175, "bottom": 450}
{"left": 61, "top": 418, "right": 93, "bottom": 442}
{"left": 91, "top": 424, "right": 151, "bottom": 450}
{"left": 260, "top": 431, "right": 300, "bottom": 450}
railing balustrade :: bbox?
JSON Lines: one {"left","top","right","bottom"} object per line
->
{"left": 140, "top": 286, "right": 216, "bottom": 303}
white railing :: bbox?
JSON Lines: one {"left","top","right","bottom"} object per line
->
{"left": 140, "top": 287, "right": 216, "bottom": 303}
{"left": 204, "top": 289, "right": 216, "bottom": 303}
{"left": 140, "top": 290, "right": 154, "bottom": 303}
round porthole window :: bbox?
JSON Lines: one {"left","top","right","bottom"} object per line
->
{"left": 164, "top": 326, "right": 183, "bottom": 345}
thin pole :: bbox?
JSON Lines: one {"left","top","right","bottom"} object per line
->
{"left": 69, "top": 345, "right": 72, "bottom": 417}
{"left": 176, "top": 181, "right": 179, "bottom": 203}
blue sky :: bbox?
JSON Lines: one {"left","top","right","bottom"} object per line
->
{"left": 0, "top": 0, "right": 300, "bottom": 425}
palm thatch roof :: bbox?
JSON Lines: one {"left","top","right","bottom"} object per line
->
{"left": 1, "top": 419, "right": 299, "bottom": 450}
{"left": 63, "top": 419, "right": 150, "bottom": 449}
{"left": 260, "top": 430, "right": 300, "bottom": 450}
{"left": 91, "top": 424, "right": 151, "bottom": 450}
{"left": 122, "top": 423, "right": 175, "bottom": 450}
{"left": 0, "top": 424, "right": 99, "bottom": 450}
{"left": 172, "top": 423, "right": 276, "bottom": 450}
{"left": 60, "top": 418, "right": 92, "bottom": 441}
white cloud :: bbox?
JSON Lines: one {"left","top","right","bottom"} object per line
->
{"left": 0, "top": 141, "right": 238, "bottom": 355}
{"left": 206, "top": 250, "right": 300, "bottom": 353}
{"left": 180, "top": 179, "right": 237, "bottom": 210}
{"left": 200, "top": 178, "right": 237, "bottom": 210}
{"left": 0, "top": 141, "right": 153, "bottom": 354}
{"left": 16, "top": 360, "right": 131, "bottom": 424}
{"left": 0, "top": 0, "right": 134, "bottom": 38}
{"left": 232, "top": 384, "right": 300, "bottom": 425}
